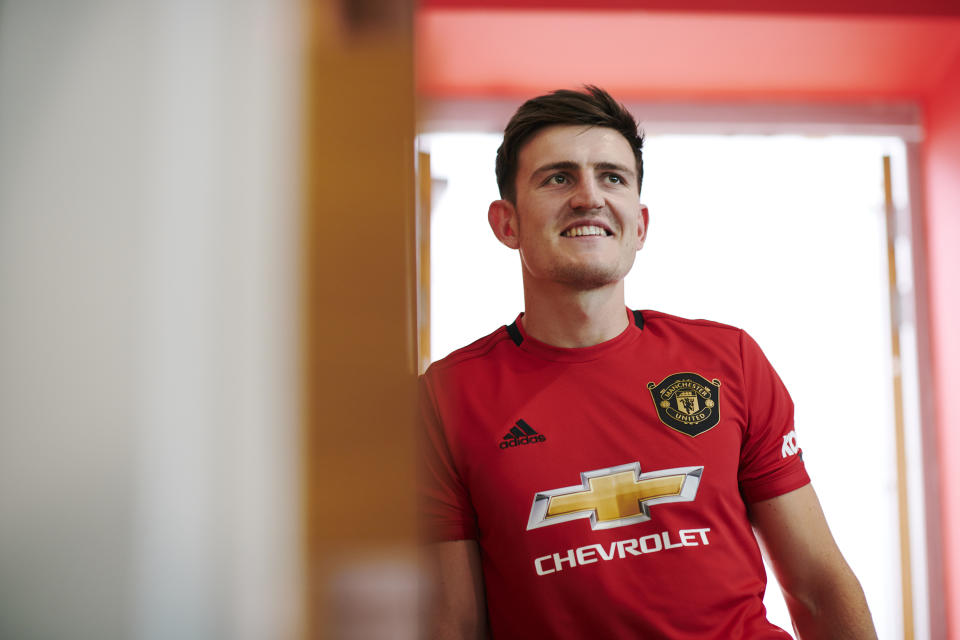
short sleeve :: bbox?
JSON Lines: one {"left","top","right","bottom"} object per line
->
{"left": 737, "top": 330, "right": 810, "bottom": 503}
{"left": 418, "top": 371, "right": 479, "bottom": 542}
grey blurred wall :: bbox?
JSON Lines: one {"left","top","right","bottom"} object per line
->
{"left": 0, "top": 1, "right": 303, "bottom": 638}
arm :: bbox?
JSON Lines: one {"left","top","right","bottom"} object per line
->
{"left": 749, "top": 483, "right": 877, "bottom": 640}
{"left": 425, "top": 539, "right": 487, "bottom": 640}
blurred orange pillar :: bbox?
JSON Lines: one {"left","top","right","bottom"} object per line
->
{"left": 301, "top": 1, "right": 419, "bottom": 638}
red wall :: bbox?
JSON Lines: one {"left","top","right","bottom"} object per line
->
{"left": 923, "top": 48, "right": 960, "bottom": 640}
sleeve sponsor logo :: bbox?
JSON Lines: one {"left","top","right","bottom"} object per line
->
{"left": 781, "top": 429, "right": 800, "bottom": 458}
{"left": 647, "top": 372, "right": 722, "bottom": 437}
{"left": 527, "top": 462, "right": 703, "bottom": 531}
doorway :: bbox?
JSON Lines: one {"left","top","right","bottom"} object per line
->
{"left": 422, "top": 130, "right": 923, "bottom": 638}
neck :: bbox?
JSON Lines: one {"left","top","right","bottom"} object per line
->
{"left": 520, "top": 280, "right": 629, "bottom": 348}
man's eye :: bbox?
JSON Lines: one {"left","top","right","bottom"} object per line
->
{"left": 606, "top": 174, "right": 624, "bottom": 184}
{"left": 547, "top": 175, "right": 567, "bottom": 185}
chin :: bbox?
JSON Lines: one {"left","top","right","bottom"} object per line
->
{"left": 550, "top": 264, "right": 626, "bottom": 290}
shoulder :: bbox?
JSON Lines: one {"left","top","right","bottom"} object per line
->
{"left": 640, "top": 309, "right": 744, "bottom": 341}
{"left": 424, "top": 324, "right": 516, "bottom": 379}
{"left": 638, "top": 310, "right": 755, "bottom": 370}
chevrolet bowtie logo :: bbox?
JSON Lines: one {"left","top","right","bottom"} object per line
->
{"left": 527, "top": 463, "right": 704, "bottom": 530}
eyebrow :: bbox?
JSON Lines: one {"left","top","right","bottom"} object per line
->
{"left": 530, "top": 161, "right": 636, "bottom": 181}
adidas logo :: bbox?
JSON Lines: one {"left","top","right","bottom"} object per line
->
{"left": 500, "top": 419, "right": 547, "bottom": 449}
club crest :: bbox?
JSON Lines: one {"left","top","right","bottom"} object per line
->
{"left": 647, "top": 372, "right": 722, "bottom": 437}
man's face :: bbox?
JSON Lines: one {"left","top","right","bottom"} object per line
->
{"left": 490, "top": 125, "right": 647, "bottom": 291}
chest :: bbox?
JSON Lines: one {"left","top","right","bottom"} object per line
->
{"left": 443, "top": 360, "right": 748, "bottom": 538}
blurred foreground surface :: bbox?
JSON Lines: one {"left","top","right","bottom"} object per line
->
{"left": 0, "top": 1, "right": 304, "bottom": 638}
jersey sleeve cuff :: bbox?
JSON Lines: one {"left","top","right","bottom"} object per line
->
{"left": 740, "top": 466, "right": 810, "bottom": 504}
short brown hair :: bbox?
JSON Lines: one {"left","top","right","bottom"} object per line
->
{"left": 495, "top": 85, "right": 645, "bottom": 203}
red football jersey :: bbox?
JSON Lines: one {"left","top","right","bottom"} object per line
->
{"left": 420, "top": 309, "right": 809, "bottom": 639}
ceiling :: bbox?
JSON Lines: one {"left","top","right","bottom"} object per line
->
{"left": 421, "top": 0, "right": 960, "bottom": 16}
{"left": 416, "top": 4, "right": 960, "bottom": 101}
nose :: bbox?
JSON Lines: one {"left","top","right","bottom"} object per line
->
{"left": 569, "top": 178, "right": 604, "bottom": 210}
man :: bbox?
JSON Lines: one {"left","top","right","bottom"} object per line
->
{"left": 420, "top": 86, "right": 876, "bottom": 639}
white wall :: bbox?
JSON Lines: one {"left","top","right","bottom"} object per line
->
{"left": 0, "top": 2, "right": 303, "bottom": 638}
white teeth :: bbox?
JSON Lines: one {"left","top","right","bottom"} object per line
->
{"left": 562, "top": 225, "right": 607, "bottom": 237}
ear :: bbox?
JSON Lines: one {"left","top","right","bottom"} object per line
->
{"left": 636, "top": 204, "right": 649, "bottom": 251}
{"left": 488, "top": 199, "right": 520, "bottom": 249}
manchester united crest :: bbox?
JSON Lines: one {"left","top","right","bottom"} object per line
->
{"left": 647, "top": 372, "right": 722, "bottom": 437}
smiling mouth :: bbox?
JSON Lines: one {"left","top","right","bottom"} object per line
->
{"left": 561, "top": 225, "right": 612, "bottom": 238}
